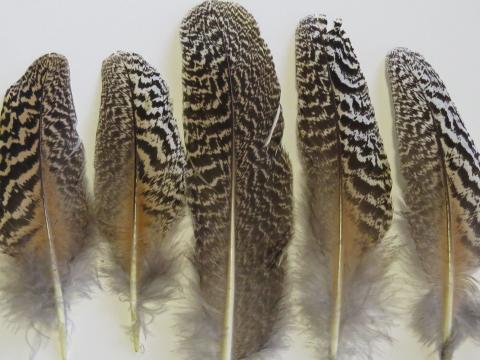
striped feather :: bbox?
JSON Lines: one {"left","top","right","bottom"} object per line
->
{"left": 387, "top": 47, "right": 480, "bottom": 359}
{"left": 295, "top": 16, "right": 394, "bottom": 360}
{"left": 94, "top": 51, "right": 187, "bottom": 351}
{"left": 0, "top": 53, "right": 91, "bottom": 359}
{"left": 180, "top": 1, "right": 293, "bottom": 359}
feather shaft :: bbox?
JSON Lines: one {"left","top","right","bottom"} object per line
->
{"left": 39, "top": 121, "right": 67, "bottom": 360}
{"left": 130, "top": 190, "right": 139, "bottom": 352}
{"left": 329, "top": 71, "right": 346, "bottom": 360}
{"left": 46, "top": 224, "right": 68, "bottom": 360}
{"left": 128, "top": 85, "right": 140, "bottom": 352}
{"left": 221, "top": 41, "right": 238, "bottom": 360}
{"left": 330, "top": 161, "right": 344, "bottom": 360}
{"left": 222, "top": 167, "right": 236, "bottom": 360}
{"left": 42, "top": 189, "right": 68, "bottom": 360}
{"left": 430, "top": 97, "right": 455, "bottom": 360}
{"left": 439, "top": 145, "right": 454, "bottom": 360}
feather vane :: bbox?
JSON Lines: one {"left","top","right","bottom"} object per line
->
{"left": 180, "top": 1, "right": 293, "bottom": 359}
{"left": 0, "top": 53, "right": 91, "bottom": 360}
{"left": 295, "top": 16, "right": 393, "bottom": 360}
{"left": 386, "top": 47, "right": 480, "bottom": 359}
{"left": 94, "top": 51, "right": 187, "bottom": 351}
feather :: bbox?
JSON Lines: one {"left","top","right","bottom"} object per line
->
{"left": 386, "top": 47, "right": 480, "bottom": 359}
{"left": 180, "top": 1, "right": 293, "bottom": 359}
{"left": 0, "top": 53, "right": 91, "bottom": 360}
{"left": 94, "top": 51, "right": 187, "bottom": 351}
{"left": 295, "top": 16, "right": 394, "bottom": 360}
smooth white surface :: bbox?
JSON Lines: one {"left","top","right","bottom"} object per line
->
{"left": 1, "top": 0, "right": 479, "bottom": 359}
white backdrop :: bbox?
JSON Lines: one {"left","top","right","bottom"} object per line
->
{"left": 1, "top": 0, "right": 479, "bottom": 359}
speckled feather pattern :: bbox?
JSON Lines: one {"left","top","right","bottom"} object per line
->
{"left": 388, "top": 48, "right": 480, "bottom": 252}
{"left": 0, "top": 53, "right": 91, "bottom": 334}
{"left": 297, "top": 17, "right": 392, "bottom": 245}
{"left": 0, "top": 54, "right": 88, "bottom": 256}
{"left": 95, "top": 51, "right": 185, "bottom": 266}
{"left": 181, "top": 1, "right": 293, "bottom": 359}
{"left": 94, "top": 51, "right": 186, "bottom": 330}
{"left": 387, "top": 48, "right": 480, "bottom": 355}
{"left": 296, "top": 16, "right": 393, "bottom": 359}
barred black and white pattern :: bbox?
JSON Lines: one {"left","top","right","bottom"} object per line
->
{"left": 387, "top": 48, "right": 480, "bottom": 357}
{"left": 0, "top": 53, "right": 91, "bottom": 344}
{"left": 296, "top": 16, "right": 393, "bottom": 360}
{"left": 181, "top": 1, "right": 293, "bottom": 359}
{"left": 0, "top": 53, "right": 88, "bottom": 255}
{"left": 94, "top": 51, "right": 186, "bottom": 344}
{"left": 389, "top": 48, "right": 480, "bottom": 250}
{"left": 95, "top": 51, "right": 185, "bottom": 248}
{"left": 328, "top": 21, "right": 392, "bottom": 241}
